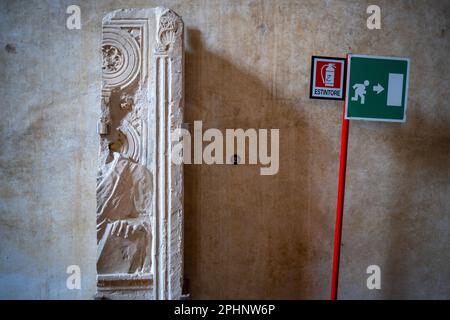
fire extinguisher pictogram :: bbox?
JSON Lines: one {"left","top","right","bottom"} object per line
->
{"left": 321, "top": 63, "right": 336, "bottom": 87}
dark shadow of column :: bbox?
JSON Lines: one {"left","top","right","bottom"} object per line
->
{"left": 183, "top": 28, "right": 329, "bottom": 299}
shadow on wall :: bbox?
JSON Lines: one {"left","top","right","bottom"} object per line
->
{"left": 383, "top": 135, "right": 450, "bottom": 299}
{"left": 181, "top": 28, "right": 450, "bottom": 299}
{"left": 182, "top": 28, "right": 330, "bottom": 299}
{"left": 341, "top": 85, "right": 450, "bottom": 298}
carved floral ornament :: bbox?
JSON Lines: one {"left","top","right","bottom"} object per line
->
{"left": 156, "top": 9, "right": 183, "bottom": 53}
{"left": 102, "top": 45, "right": 124, "bottom": 72}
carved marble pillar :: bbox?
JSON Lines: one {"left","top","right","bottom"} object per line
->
{"left": 96, "top": 7, "right": 184, "bottom": 300}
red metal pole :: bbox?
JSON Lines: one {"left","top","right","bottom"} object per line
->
{"left": 331, "top": 55, "right": 350, "bottom": 300}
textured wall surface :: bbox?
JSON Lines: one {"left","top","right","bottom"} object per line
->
{"left": 0, "top": 0, "right": 449, "bottom": 299}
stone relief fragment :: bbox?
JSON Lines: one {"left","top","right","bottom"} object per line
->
{"left": 96, "top": 8, "right": 184, "bottom": 300}
{"left": 96, "top": 153, "right": 152, "bottom": 274}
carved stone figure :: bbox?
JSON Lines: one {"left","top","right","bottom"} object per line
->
{"left": 96, "top": 153, "right": 152, "bottom": 274}
{"left": 97, "top": 7, "right": 184, "bottom": 300}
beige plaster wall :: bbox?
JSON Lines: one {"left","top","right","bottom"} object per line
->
{"left": 0, "top": 0, "right": 449, "bottom": 299}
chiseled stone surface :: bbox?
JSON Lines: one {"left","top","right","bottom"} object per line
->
{"left": 0, "top": 0, "right": 449, "bottom": 299}
{"left": 96, "top": 8, "right": 184, "bottom": 300}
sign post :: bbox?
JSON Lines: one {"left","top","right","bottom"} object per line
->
{"left": 330, "top": 54, "right": 410, "bottom": 300}
{"left": 330, "top": 54, "right": 350, "bottom": 301}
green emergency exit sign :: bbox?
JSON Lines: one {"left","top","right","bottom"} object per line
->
{"left": 345, "top": 54, "right": 410, "bottom": 122}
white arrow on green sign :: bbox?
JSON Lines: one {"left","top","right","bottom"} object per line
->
{"left": 345, "top": 54, "right": 410, "bottom": 122}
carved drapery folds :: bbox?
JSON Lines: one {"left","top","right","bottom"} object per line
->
{"left": 97, "top": 8, "right": 183, "bottom": 300}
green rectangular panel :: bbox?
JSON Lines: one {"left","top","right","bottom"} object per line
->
{"left": 345, "top": 54, "right": 410, "bottom": 122}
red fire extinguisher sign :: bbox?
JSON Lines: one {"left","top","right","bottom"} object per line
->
{"left": 310, "top": 56, "right": 347, "bottom": 101}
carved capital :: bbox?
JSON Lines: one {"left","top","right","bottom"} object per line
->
{"left": 155, "top": 9, "right": 183, "bottom": 54}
